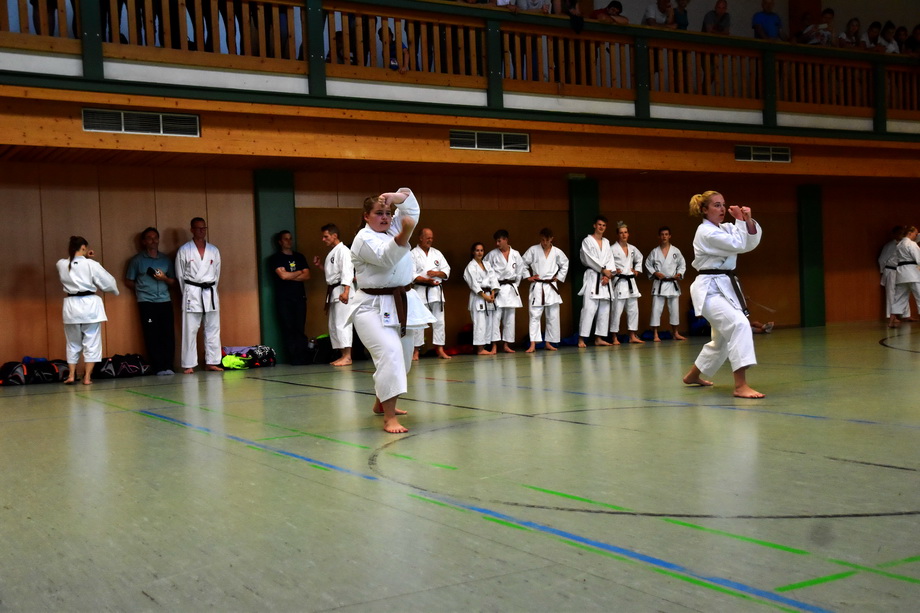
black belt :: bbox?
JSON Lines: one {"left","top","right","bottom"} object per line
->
{"left": 613, "top": 274, "right": 638, "bottom": 296}
{"left": 532, "top": 279, "right": 559, "bottom": 306}
{"left": 654, "top": 278, "right": 680, "bottom": 296}
{"left": 362, "top": 285, "right": 413, "bottom": 337}
{"left": 885, "top": 265, "right": 897, "bottom": 271}
{"left": 897, "top": 261, "right": 918, "bottom": 266}
{"left": 699, "top": 269, "right": 748, "bottom": 315}
{"left": 67, "top": 291, "right": 96, "bottom": 297}
{"left": 185, "top": 280, "right": 216, "bottom": 310}
{"left": 499, "top": 279, "right": 519, "bottom": 296}
{"left": 415, "top": 280, "right": 443, "bottom": 305}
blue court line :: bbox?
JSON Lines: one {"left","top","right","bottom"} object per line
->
{"left": 137, "top": 407, "right": 829, "bottom": 613}
{"left": 137, "top": 410, "right": 378, "bottom": 480}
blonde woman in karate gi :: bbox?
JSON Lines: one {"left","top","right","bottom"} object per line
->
{"left": 682, "top": 191, "right": 764, "bottom": 399}
{"left": 350, "top": 188, "right": 435, "bottom": 433}
{"left": 609, "top": 222, "right": 644, "bottom": 345}
{"left": 56, "top": 236, "right": 120, "bottom": 385}
{"left": 463, "top": 242, "right": 500, "bottom": 355}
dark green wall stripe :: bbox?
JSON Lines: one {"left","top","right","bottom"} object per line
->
{"left": 796, "top": 184, "right": 825, "bottom": 327}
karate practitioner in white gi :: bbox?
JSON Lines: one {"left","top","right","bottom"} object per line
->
{"left": 463, "top": 242, "right": 500, "bottom": 354}
{"left": 609, "top": 222, "right": 644, "bottom": 344}
{"left": 682, "top": 191, "right": 765, "bottom": 399}
{"left": 522, "top": 228, "right": 569, "bottom": 352}
{"left": 645, "top": 225, "right": 687, "bottom": 342}
{"left": 577, "top": 216, "right": 614, "bottom": 347}
{"left": 484, "top": 229, "right": 524, "bottom": 353}
{"left": 892, "top": 226, "right": 920, "bottom": 328}
{"left": 411, "top": 228, "right": 451, "bottom": 360}
{"left": 314, "top": 223, "right": 355, "bottom": 366}
{"left": 57, "top": 236, "right": 119, "bottom": 385}
{"left": 176, "top": 217, "right": 223, "bottom": 374}
{"left": 350, "top": 188, "right": 435, "bottom": 433}
{"left": 878, "top": 226, "right": 906, "bottom": 326}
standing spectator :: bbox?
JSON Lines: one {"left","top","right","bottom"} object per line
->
{"left": 589, "top": 1, "right": 629, "bottom": 25}
{"left": 798, "top": 8, "right": 835, "bottom": 45}
{"left": 682, "top": 191, "right": 764, "bottom": 399}
{"left": 176, "top": 217, "right": 223, "bottom": 374}
{"left": 577, "top": 216, "right": 614, "bottom": 348}
{"left": 522, "top": 228, "right": 569, "bottom": 352}
{"left": 349, "top": 188, "right": 435, "bottom": 433}
{"left": 484, "top": 229, "right": 525, "bottom": 353}
{"left": 702, "top": 0, "right": 730, "bottom": 35}
{"left": 752, "top": 0, "right": 785, "bottom": 41}
{"left": 125, "top": 227, "right": 176, "bottom": 376}
{"left": 314, "top": 224, "right": 355, "bottom": 366}
{"left": 837, "top": 18, "right": 861, "bottom": 48}
{"left": 609, "top": 221, "right": 644, "bottom": 345}
{"left": 57, "top": 236, "right": 119, "bottom": 385}
{"left": 644, "top": 0, "right": 677, "bottom": 29}
{"left": 645, "top": 226, "right": 687, "bottom": 342}
{"left": 463, "top": 242, "right": 499, "bottom": 355}
{"left": 411, "top": 228, "right": 451, "bottom": 360}
{"left": 674, "top": 0, "right": 691, "bottom": 31}
{"left": 269, "top": 230, "right": 311, "bottom": 365}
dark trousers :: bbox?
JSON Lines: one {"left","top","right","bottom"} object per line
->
{"left": 139, "top": 301, "right": 175, "bottom": 373}
{"left": 277, "top": 297, "right": 308, "bottom": 364}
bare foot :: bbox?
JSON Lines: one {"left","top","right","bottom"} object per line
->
{"left": 888, "top": 320, "right": 901, "bottom": 328}
{"left": 683, "top": 375, "right": 714, "bottom": 386}
{"left": 374, "top": 406, "right": 408, "bottom": 416}
{"left": 183, "top": 368, "right": 195, "bottom": 374}
{"left": 436, "top": 348, "right": 451, "bottom": 360}
{"left": 546, "top": 343, "right": 557, "bottom": 351}
{"left": 525, "top": 344, "right": 536, "bottom": 353}
{"left": 412, "top": 349, "right": 420, "bottom": 361}
{"left": 577, "top": 340, "right": 587, "bottom": 348}
{"left": 612, "top": 337, "right": 620, "bottom": 345}
{"left": 488, "top": 346, "right": 497, "bottom": 355}
{"left": 628, "top": 334, "right": 644, "bottom": 344}
{"left": 205, "top": 365, "right": 223, "bottom": 372}
{"left": 383, "top": 418, "right": 409, "bottom": 433}
{"left": 673, "top": 332, "right": 687, "bottom": 341}
{"left": 501, "top": 345, "right": 516, "bottom": 353}
{"left": 477, "top": 349, "right": 491, "bottom": 355}
{"left": 82, "top": 378, "right": 93, "bottom": 385}
{"left": 653, "top": 336, "right": 661, "bottom": 342}
{"left": 63, "top": 378, "right": 75, "bottom": 385}
{"left": 330, "top": 358, "right": 352, "bottom": 366}
{"left": 595, "top": 338, "right": 612, "bottom": 346}
{"left": 734, "top": 385, "right": 765, "bottom": 399}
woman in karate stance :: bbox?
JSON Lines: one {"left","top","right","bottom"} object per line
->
{"left": 350, "top": 188, "right": 435, "bottom": 433}
{"left": 57, "top": 236, "right": 119, "bottom": 385}
{"left": 682, "top": 191, "right": 764, "bottom": 399}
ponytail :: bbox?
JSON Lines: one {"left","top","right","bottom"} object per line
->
{"left": 68, "top": 236, "right": 88, "bottom": 270}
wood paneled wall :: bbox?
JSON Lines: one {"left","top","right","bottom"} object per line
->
{"left": 0, "top": 163, "right": 260, "bottom": 365}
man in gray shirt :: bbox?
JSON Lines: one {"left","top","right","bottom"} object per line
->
{"left": 125, "top": 227, "right": 176, "bottom": 375}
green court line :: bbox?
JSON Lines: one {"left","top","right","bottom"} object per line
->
{"left": 247, "top": 445, "right": 265, "bottom": 452}
{"left": 876, "top": 555, "right": 920, "bottom": 568}
{"left": 309, "top": 464, "right": 331, "bottom": 471}
{"left": 431, "top": 463, "right": 458, "bottom": 470}
{"left": 387, "top": 453, "right": 458, "bottom": 470}
{"left": 521, "top": 484, "right": 632, "bottom": 511}
{"left": 828, "top": 559, "right": 920, "bottom": 584}
{"left": 482, "top": 516, "right": 531, "bottom": 530}
{"left": 256, "top": 434, "right": 309, "bottom": 441}
{"left": 650, "top": 568, "right": 799, "bottom": 613}
{"left": 775, "top": 571, "right": 859, "bottom": 592}
{"left": 389, "top": 453, "right": 416, "bottom": 460}
{"left": 661, "top": 519, "right": 810, "bottom": 555}
{"left": 408, "top": 494, "right": 470, "bottom": 512}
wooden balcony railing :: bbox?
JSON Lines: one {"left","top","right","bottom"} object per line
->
{"left": 3, "top": 0, "right": 919, "bottom": 127}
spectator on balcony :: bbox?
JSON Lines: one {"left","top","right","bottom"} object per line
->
{"left": 643, "top": 0, "right": 677, "bottom": 30}
{"left": 508, "top": 0, "right": 551, "bottom": 15}
{"left": 895, "top": 26, "right": 910, "bottom": 54}
{"left": 674, "top": 0, "right": 691, "bottom": 31}
{"left": 798, "top": 8, "right": 835, "bottom": 46}
{"left": 702, "top": 0, "right": 730, "bottom": 35}
{"left": 906, "top": 25, "right": 920, "bottom": 56}
{"left": 860, "top": 21, "right": 883, "bottom": 51}
{"left": 589, "top": 1, "right": 629, "bottom": 25}
{"left": 836, "top": 17, "right": 860, "bottom": 49}
{"left": 378, "top": 27, "right": 410, "bottom": 74}
{"left": 506, "top": 0, "right": 550, "bottom": 81}
{"left": 28, "top": 0, "right": 75, "bottom": 37}
{"left": 877, "top": 21, "right": 900, "bottom": 54}
{"left": 752, "top": 0, "right": 785, "bottom": 41}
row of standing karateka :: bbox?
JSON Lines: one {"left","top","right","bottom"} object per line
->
{"left": 317, "top": 215, "right": 691, "bottom": 364}
{"left": 879, "top": 225, "right": 920, "bottom": 328}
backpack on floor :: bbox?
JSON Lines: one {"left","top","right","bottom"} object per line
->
{"left": 28, "top": 360, "right": 69, "bottom": 384}
{"left": 0, "top": 362, "right": 27, "bottom": 385}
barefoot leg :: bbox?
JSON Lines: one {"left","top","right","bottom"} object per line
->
{"left": 525, "top": 342, "right": 537, "bottom": 353}
{"left": 412, "top": 348, "right": 420, "bottom": 361}
{"left": 545, "top": 342, "right": 557, "bottom": 351}
{"left": 331, "top": 348, "right": 353, "bottom": 366}
{"left": 501, "top": 342, "right": 515, "bottom": 353}
{"left": 436, "top": 346, "right": 452, "bottom": 359}
{"left": 379, "top": 396, "right": 408, "bottom": 433}
{"left": 682, "top": 364, "right": 713, "bottom": 386}
{"left": 373, "top": 396, "right": 407, "bottom": 416}
{"left": 733, "top": 367, "right": 764, "bottom": 398}
{"left": 577, "top": 339, "right": 587, "bottom": 348}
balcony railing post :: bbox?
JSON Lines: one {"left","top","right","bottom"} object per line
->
{"left": 762, "top": 50, "right": 776, "bottom": 128}
{"left": 486, "top": 20, "right": 503, "bottom": 110}
{"left": 873, "top": 60, "right": 887, "bottom": 134}
{"left": 80, "top": 0, "right": 104, "bottom": 80}
{"left": 306, "top": 0, "right": 326, "bottom": 97}
{"left": 633, "top": 36, "right": 650, "bottom": 120}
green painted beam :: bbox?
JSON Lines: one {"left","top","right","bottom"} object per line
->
{"left": 568, "top": 177, "right": 599, "bottom": 314}
{"left": 797, "top": 184, "right": 825, "bottom": 327}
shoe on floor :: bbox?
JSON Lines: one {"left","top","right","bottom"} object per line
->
{"left": 156, "top": 369, "right": 175, "bottom": 376}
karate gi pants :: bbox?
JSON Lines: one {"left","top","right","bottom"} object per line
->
{"left": 353, "top": 303, "right": 414, "bottom": 401}
{"left": 529, "top": 304, "right": 560, "bottom": 343}
{"left": 64, "top": 322, "right": 102, "bottom": 364}
{"left": 327, "top": 302, "right": 353, "bottom": 350}
{"left": 414, "top": 301, "right": 445, "bottom": 347}
{"left": 181, "top": 310, "right": 221, "bottom": 368}
{"left": 892, "top": 282, "right": 920, "bottom": 317}
{"left": 579, "top": 297, "right": 610, "bottom": 337}
{"left": 138, "top": 301, "right": 175, "bottom": 372}
{"left": 471, "top": 308, "right": 495, "bottom": 346}
{"left": 694, "top": 293, "right": 756, "bottom": 375}
{"left": 492, "top": 307, "right": 517, "bottom": 343}
{"left": 611, "top": 297, "right": 639, "bottom": 332}
{"left": 650, "top": 295, "right": 680, "bottom": 327}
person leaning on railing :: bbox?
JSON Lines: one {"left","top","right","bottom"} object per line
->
{"left": 701, "top": 0, "right": 730, "bottom": 35}
{"left": 588, "top": 1, "right": 629, "bottom": 25}
{"left": 837, "top": 17, "right": 861, "bottom": 49}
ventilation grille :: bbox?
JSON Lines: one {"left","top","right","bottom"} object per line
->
{"left": 83, "top": 109, "right": 200, "bottom": 137}
{"left": 450, "top": 130, "right": 530, "bottom": 152}
{"left": 735, "top": 145, "right": 791, "bottom": 163}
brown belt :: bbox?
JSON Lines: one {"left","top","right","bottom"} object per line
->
{"left": 362, "top": 285, "right": 412, "bottom": 337}
{"left": 324, "top": 283, "right": 344, "bottom": 313}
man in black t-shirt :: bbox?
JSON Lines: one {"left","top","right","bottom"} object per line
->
{"left": 269, "top": 230, "right": 311, "bottom": 364}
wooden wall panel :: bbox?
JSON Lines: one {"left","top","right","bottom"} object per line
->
{"left": 0, "top": 164, "right": 49, "bottom": 361}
